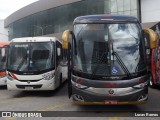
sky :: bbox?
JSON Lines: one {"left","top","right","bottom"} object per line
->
{"left": 0, "top": 0, "right": 38, "bottom": 19}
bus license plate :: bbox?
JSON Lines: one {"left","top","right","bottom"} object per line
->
{"left": 105, "top": 100, "right": 118, "bottom": 105}
{"left": 25, "top": 87, "right": 33, "bottom": 90}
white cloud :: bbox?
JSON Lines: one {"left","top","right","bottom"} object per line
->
{"left": 0, "top": 0, "right": 38, "bottom": 19}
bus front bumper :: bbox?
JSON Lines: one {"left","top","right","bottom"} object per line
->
{"left": 7, "top": 77, "right": 57, "bottom": 90}
{"left": 72, "top": 86, "right": 148, "bottom": 105}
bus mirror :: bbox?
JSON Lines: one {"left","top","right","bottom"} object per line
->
{"left": 1, "top": 48, "right": 5, "bottom": 57}
{"left": 143, "top": 29, "right": 159, "bottom": 49}
{"left": 62, "top": 30, "right": 71, "bottom": 49}
{"left": 57, "top": 48, "right": 61, "bottom": 56}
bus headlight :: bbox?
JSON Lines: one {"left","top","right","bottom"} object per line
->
{"left": 71, "top": 80, "right": 88, "bottom": 89}
{"left": 42, "top": 72, "right": 54, "bottom": 80}
{"left": 133, "top": 81, "right": 148, "bottom": 89}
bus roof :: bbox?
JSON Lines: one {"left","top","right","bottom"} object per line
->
{"left": 0, "top": 41, "right": 9, "bottom": 47}
{"left": 74, "top": 14, "right": 139, "bottom": 24}
{"left": 11, "top": 37, "right": 60, "bottom": 43}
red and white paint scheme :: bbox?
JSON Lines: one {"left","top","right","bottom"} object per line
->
{"left": 149, "top": 47, "right": 160, "bottom": 87}
{"left": 0, "top": 41, "right": 9, "bottom": 86}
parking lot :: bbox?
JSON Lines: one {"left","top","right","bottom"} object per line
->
{"left": 0, "top": 81, "right": 160, "bottom": 120}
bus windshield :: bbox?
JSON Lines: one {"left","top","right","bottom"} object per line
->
{"left": 0, "top": 47, "right": 8, "bottom": 71}
{"left": 73, "top": 23, "right": 145, "bottom": 77}
{"left": 8, "top": 42, "right": 54, "bottom": 73}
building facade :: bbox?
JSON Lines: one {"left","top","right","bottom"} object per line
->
{"left": 0, "top": 20, "right": 8, "bottom": 41}
{"left": 4, "top": 0, "right": 140, "bottom": 40}
{"left": 5, "top": 0, "right": 160, "bottom": 40}
{"left": 141, "top": 0, "right": 160, "bottom": 23}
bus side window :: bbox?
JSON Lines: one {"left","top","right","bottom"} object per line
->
{"left": 56, "top": 41, "right": 62, "bottom": 66}
{"left": 143, "top": 32, "right": 150, "bottom": 66}
{"left": 143, "top": 32, "right": 150, "bottom": 54}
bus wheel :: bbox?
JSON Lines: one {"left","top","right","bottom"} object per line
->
{"left": 149, "top": 74, "right": 156, "bottom": 88}
{"left": 60, "top": 73, "right": 62, "bottom": 85}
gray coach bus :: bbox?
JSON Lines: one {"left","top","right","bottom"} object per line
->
{"left": 62, "top": 15, "right": 157, "bottom": 105}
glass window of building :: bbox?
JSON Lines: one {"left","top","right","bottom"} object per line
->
{"left": 110, "top": 0, "right": 118, "bottom": 13}
{"left": 8, "top": 0, "right": 140, "bottom": 40}
{"left": 131, "top": 0, "right": 137, "bottom": 10}
{"left": 117, "top": 0, "right": 124, "bottom": 12}
{"left": 123, "top": 0, "right": 131, "bottom": 11}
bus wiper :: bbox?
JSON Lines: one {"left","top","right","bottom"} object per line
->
{"left": 91, "top": 52, "right": 132, "bottom": 78}
{"left": 17, "top": 54, "right": 28, "bottom": 71}
{"left": 112, "top": 51, "right": 132, "bottom": 78}
{"left": 91, "top": 51, "right": 109, "bottom": 77}
{"left": 110, "top": 40, "right": 132, "bottom": 78}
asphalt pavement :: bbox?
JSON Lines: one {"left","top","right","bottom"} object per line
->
{"left": 0, "top": 81, "right": 160, "bottom": 120}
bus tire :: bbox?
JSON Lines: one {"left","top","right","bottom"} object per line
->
{"left": 60, "top": 73, "right": 62, "bottom": 86}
